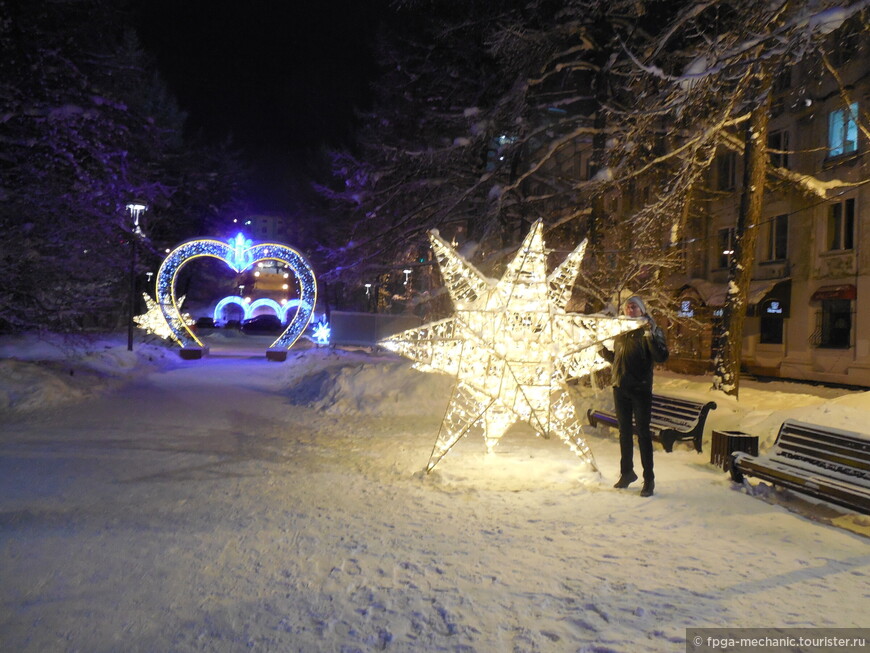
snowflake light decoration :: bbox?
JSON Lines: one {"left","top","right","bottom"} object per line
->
{"left": 311, "top": 319, "right": 331, "bottom": 345}
{"left": 380, "top": 220, "right": 642, "bottom": 472}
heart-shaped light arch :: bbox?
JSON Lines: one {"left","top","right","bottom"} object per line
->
{"left": 156, "top": 236, "right": 317, "bottom": 355}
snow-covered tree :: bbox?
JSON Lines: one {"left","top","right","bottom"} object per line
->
{"left": 608, "top": 1, "right": 869, "bottom": 396}
{"left": 316, "top": 0, "right": 868, "bottom": 379}
{"left": 316, "top": 0, "right": 661, "bottom": 311}
{"left": 0, "top": 0, "right": 250, "bottom": 332}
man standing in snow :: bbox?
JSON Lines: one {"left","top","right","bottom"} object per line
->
{"left": 599, "top": 295, "right": 669, "bottom": 497}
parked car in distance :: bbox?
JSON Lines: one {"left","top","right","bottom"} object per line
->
{"left": 240, "top": 314, "right": 283, "bottom": 334}
{"left": 223, "top": 319, "right": 241, "bottom": 330}
{"left": 195, "top": 317, "right": 215, "bottom": 330}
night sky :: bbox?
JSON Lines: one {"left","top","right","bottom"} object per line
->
{"left": 135, "top": 1, "right": 386, "bottom": 211}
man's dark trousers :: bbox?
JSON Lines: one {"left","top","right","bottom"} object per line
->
{"left": 613, "top": 384, "right": 654, "bottom": 481}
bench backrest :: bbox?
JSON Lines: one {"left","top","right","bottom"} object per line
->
{"left": 650, "top": 395, "right": 716, "bottom": 429}
{"left": 773, "top": 420, "right": 870, "bottom": 479}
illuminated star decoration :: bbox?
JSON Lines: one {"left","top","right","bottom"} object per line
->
{"left": 135, "top": 292, "right": 193, "bottom": 344}
{"left": 380, "top": 219, "right": 642, "bottom": 472}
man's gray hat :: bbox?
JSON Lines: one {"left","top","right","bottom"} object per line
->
{"left": 625, "top": 295, "right": 648, "bottom": 315}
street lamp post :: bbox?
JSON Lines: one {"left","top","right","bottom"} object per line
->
{"left": 126, "top": 202, "right": 147, "bottom": 351}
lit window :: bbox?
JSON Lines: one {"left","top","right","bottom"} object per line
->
{"left": 766, "top": 214, "right": 788, "bottom": 261}
{"left": 828, "top": 103, "right": 858, "bottom": 157}
{"left": 827, "top": 198, "right": 855, "bottom": 251}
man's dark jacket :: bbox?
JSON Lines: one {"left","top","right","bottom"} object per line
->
{"left": 600, "top": 323, "right": 669, "bottom": 389}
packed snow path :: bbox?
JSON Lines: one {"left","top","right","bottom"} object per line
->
{"left": 1, "top": 344, "right": 868, "bottom": 652}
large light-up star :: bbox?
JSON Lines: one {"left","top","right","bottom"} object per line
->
{"left": 380, "top": 220, "right": 642, "bottom": 472}
{"left": 135, "top": 292, "right": 193, "bottom": 344}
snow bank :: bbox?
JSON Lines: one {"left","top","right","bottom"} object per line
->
{"left": 283, "top": 349, "right": 453, "bottom": 416}
{"left": 0, "top": 333, "right": 176, "bottom": 414}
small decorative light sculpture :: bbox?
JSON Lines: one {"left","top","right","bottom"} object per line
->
{"left": 380, "top": 220, "right": 642, "bottom": 472}
{"left": 311, "top": 318, "right": 331, "bottom": 345}
{"left": 155, "top": 233, "right": 317, "bottom": 360}
{"left": 135, "top": 292, "right": 193, "bottom": 343}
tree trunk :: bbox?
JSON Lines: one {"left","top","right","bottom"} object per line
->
{"left": 589, "top": 109, "right": 607, "bottom": 251}
{"left": 712, "top": 67, "right": 772, "bottom": 397}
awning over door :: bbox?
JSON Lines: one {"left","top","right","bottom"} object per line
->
{"left": 684, "top": 278, "right": 789, "bottom": 307}
{"left": 677, "top": 278, "right": 791, "bottom": 317}
{"left": 810, "top": 284, "right": 856, "bottom": 301}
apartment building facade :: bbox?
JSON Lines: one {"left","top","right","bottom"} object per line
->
{"left": 672, "top": 32, "right": 869, "bottom": 386}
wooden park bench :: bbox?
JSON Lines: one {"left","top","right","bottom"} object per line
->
{"left": 729, "top": 419, "right": 870, "bottom": 514}
{"left": 586, "top": 393, "right": 717, "bottom": 453}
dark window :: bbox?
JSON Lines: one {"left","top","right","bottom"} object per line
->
{"left": 766, "top": 214, "right": 788, "bottom": 261}
{"left": 718, "top": 227, "right": 735, "bottom": 269}
{"left": 819, "top": 299, "right": 852, "bottom": 348}
{"left": 716, "top": 152, "right": 736, "bottom": 190}
{"left": 653, "top": 132, "right": 667, "bottom": 156}
{"left": 773, "top": 69, "right": 791, "bottom": 93}
{"left": 828, "top": 25, "right": 860, "bottom": 67}
{"left": 759, "top": 300, "right": 784, "bottom": 344}
{"left": 827, "top": 198, "right": 855, "bottom": 251}
{"left": 770, "top": 70, "right": 790, "bottom": 116}
{"left": 768, "top": 130, "right": 789, "bottom": 168}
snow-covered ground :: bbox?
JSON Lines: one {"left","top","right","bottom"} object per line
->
{"left": 1, "top": 331, "right": 868, "bottom": 652}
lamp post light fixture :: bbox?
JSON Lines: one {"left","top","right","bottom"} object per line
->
{"left": 127, "top": 202, "right": 147, "bottom": 234}
{"left": 126, "top": 202, "right": 147, "bottom": 351}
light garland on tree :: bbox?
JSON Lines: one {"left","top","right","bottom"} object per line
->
{"left": 380, "top": 220, "right": 642, "bottom": 472}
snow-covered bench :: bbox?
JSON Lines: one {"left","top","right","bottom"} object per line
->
{"left": 729, "top": 419, "right": 870, "bottom": 514}
{"left": 586, "top": 393, "right": 717, "bottom": 453}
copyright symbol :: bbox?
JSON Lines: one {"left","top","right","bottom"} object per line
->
{"left": 693, "top": 635, "right": 703, "bottom": 647}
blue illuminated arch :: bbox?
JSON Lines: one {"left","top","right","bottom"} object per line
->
{"left": 248, "top": 298, "right": 284, "bottom": 320}
{"left": 214, "top": 296, "right": 250, "bottom": 323}
{"left": 156, "top": 234, "right": 317, "bottom": 355}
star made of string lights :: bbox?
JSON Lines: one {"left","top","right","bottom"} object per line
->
{"left": 134, "top": 292, "right": 192, "bottom": 344}
{"left": 380, "top": 220, "right": 642, "bottom": 472}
